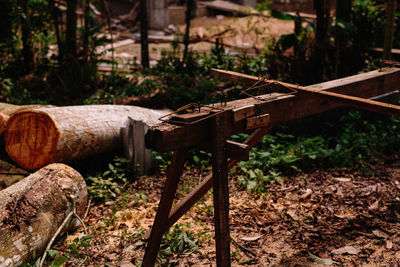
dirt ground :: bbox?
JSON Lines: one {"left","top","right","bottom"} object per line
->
{"left": 56, "top": 155, "right": 400, "bottom": 266}
{"left": 107, "top": 15, "right": 296, "bottom": 65}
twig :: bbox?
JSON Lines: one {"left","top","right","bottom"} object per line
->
{"left": 39, "top": 198, "right": 90, "bottom": 267}
{"left": 83, "top": 199, "right": 91, "bottom": 220}
{"left": 231, "top": 236, "right": 257, "bottom": 257}
{"left": 73, "top": 204, "right": 87, "bottom": 235}
{"left": 39, "top": 211, "right": 74, "bottom": 267}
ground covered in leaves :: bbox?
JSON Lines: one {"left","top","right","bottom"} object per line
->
{"left": 53, "top": 155, "right": 400, "bottom": 267}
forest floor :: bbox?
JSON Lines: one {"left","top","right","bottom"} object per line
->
{"left": 54, "top": 155, "right": 400, "bottom": 267}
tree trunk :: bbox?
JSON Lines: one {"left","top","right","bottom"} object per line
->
{"left": 335, "top": 0, "right": 352, "bottom": 77}
{"left": 0, "top": 103, "right": 52, "bottom": 135}
{"left": 314, "top": 0, "right": 330, "bottom": 81}
{"left": 183, "top": 0, "right": 196, "bottom": 63}
{"left": 19, "top": 0, "right": 35, "bottom": 73}
{"left": 0, "top": 163, "right": 87, "bottom": 266}
{"left": 49, "top": 0, "right": 63, "bottom": 64}
{"left": 83, "top": 0, "right": 91, "bottom": 63}
{"left": 66, "top": 0, "right": 78, "bottom": 62}
{"left": 5, "top": 105, "right": 169, "bottom": 170}
{"left": 383, "top": 0, "right": 397, "bottom": 60}
{"left": 139, "top": 0, "right": 149, "bottom": 68}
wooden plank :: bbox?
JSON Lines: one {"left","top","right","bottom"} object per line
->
{"left": 246, "top": 114, "right": 270, "bottom": 130}
{"left": 210, "top": 112, "right": 231, "bottom": 266}
{"left": 142, "top": 149, "right": 187, "bottom": 267}
{"left": 211, "top": 68, "right": 400, "bottom": 116}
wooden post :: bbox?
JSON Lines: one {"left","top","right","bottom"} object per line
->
{"left": 142, "top": 149, "right": 187, "bottom": 266}
{"left": 383, "top": 0, "right": 397, "bottom": 60}
{"left": 211, "top": 112, "right": 231, "bottom": 266}
{"left": 121, "top": 118, "right": 152, "bottom": 176}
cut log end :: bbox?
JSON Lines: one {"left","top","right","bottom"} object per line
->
{"left": 0, "top": 112, "right": 7, "bottom": 136}
{"left": 5, "top": 110, "right": 60, "bottom": 170}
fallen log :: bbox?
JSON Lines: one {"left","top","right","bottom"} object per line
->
{"left": 5, "top": 105, "right": 169, "bottom": 170}
{"left": 0, "top": 163, "right": 87, "bottom": 266}
{"left": 0, "top": 103, "right": 51, "bottom": 136}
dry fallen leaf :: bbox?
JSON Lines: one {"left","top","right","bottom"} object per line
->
{"left": 368, "top": 199, "right": 380, "bottom": 211}
{"left": 240, "top": 234, "right": 262, "bottom": 242}
{"left": 300, "top": 188, "right": 313, "bottom": 199}
{"left": 386, "top": 240, "right": 393, "bottom": 249}
{"left": 372, "top": 229, "right": 389, "bottom": 239}
{"left": 309, "top": 252, "right": 338, "bottom": 266}
{"left": 332, "top": 177, "right": 352, "bottom": 182}
{"left": 331, "top": 245, "right": 361, "bottom": 255}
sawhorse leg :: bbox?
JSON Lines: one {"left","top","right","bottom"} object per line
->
{"left": 211, "top": 113, "right": 231, "bottom": 266}
{"left": 142, "top": 148, "right": 187, "bottom": 266}
{"left": 142, "top": 125, "right": 273, "bottom": 266}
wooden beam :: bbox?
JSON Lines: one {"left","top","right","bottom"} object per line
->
{"left": 211, "top": 68, "right": 400, "bottom": 116}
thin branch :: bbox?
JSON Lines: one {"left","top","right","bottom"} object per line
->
{"left": 231, "top": 236, "right": 257, "bottom": 257}
{"left": 39, "top": 198, "right": 90, "bottom": 267}
{"left": 39, "top": 211, "right": 74, "bottom": 267}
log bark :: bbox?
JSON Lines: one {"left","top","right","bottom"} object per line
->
{"left": 5, "top": 105, "right": 169, "bottom": 170}
{"left": 0, "top": 163, "right": 87, "bottom": 266}
{"left": 0, "top": 103, "right": 51, "bottom": 136}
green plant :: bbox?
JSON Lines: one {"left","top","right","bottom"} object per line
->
{"left": 86, "top": 157, "right": 130, "bottom": 201}
{"left": 157, "top": 223, "right": 198, "bottom": 266}
{"left": 152, "top": 151, "right": 172, "bottom": 172}
{"left": 46, "top": 250, "right": 69, "bottom": 267}
{"left": 235, "top": 110, "right": 400, "bottom": 193}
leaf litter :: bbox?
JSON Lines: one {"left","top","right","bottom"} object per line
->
{"left": 53, "top": 158, "right": 400, "bottom": 266}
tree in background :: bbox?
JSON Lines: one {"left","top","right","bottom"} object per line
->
{"left": 140, "top": 0, "right": 149, "bottom": 68}
{"left": 183, "top": 0, "right": 196, "bottom": 63}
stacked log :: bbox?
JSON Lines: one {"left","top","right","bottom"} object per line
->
{"left": 0, "top": 163, "right": 87, "bottom": 266}
{"left": 5, "top": 105, "right": 169, "bottom": 170}
{"left": 0, "top": 103, "right": 51, "bottom": 136}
